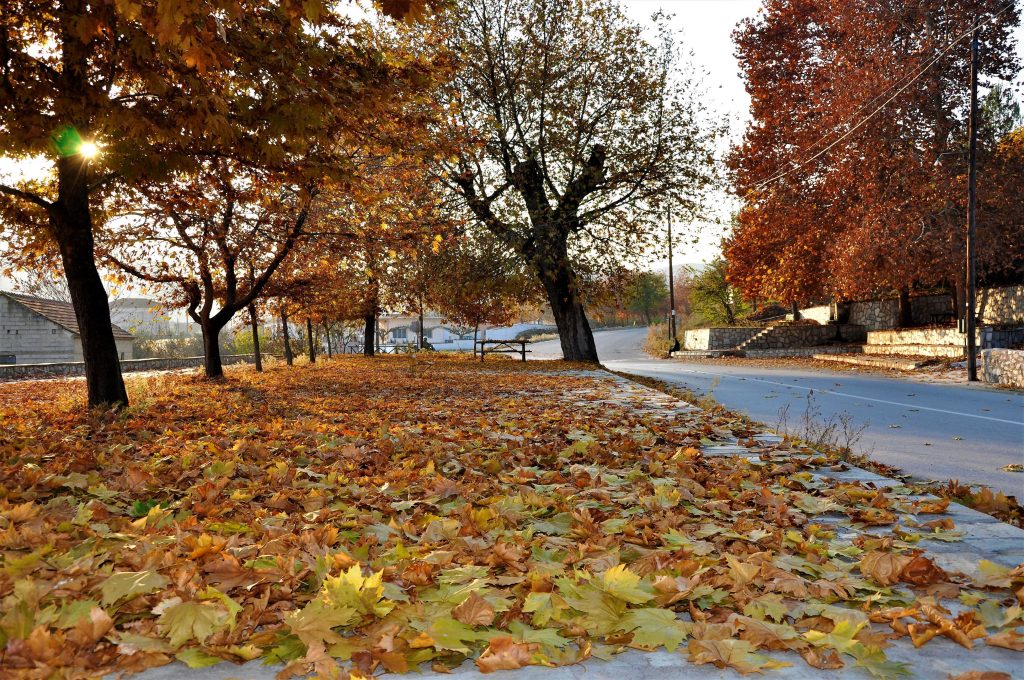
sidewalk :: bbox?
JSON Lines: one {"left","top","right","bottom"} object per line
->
{"left": 119, "top": 367, "right": 1023, "bottom": 680}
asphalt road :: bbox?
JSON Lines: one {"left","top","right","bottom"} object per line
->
{"left": 532, "top": 327, "right": 1024, "bottom": 497}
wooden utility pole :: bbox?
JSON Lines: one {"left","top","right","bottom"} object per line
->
{"left": 667, "top": 209, "right": 680, "bottom": 352}
{"left": 966, "top": 21, "right": 980, "bottom": 382}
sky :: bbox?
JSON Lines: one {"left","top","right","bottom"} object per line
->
{"left": 621, "top": 0, "right": 763, "bottom": 268}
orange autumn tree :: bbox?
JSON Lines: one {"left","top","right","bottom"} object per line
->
{"left": 0, "top": 0, "right": 439, "bottom": 408}
{"left": 726, "top": 0, "right": 1021, "bottom": 317}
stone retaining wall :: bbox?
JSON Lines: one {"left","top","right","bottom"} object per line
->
{"left": 981, "top": 349, "right": 1024, "bottom": 389}
{"left": 847, "top": 295, "right": 952, "bottom": 331}
{"left": 682, "top": 327, "right": 762, "bottom": 350}
{"left": 0, "top": 354, "right": 262, "bottom": 381}
{"left": 744, "top": 345, "right": 864, "bottom": 359}
{"left": 739, "top": 323, "right": 865, "bottom": 350}
{"left": 979, "top": 285, "right": 1024, "bottom": 324}
{"left": 867, "top": 327, "right": 965, "bottom": 346}
{"left": 818, "top": 285, "right": 1024, "bottom": 332}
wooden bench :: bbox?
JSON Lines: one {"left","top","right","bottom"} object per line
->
{"left": 477, "top": 339, "right": 532, "bottom": 362}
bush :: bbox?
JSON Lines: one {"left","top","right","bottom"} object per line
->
{"left": 644, "top": 322, "right": 673, "bottom": 357}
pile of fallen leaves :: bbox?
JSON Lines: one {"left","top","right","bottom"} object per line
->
{"left": 1, "top": 356, "right": 1022, "bottom": 678}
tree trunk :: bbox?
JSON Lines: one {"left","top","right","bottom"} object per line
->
{"left": 897, "top": 288, "right": 912, "bottom": 328}
{"left": 790, "top": 301, "right": 800, "bottom": 322}
{"left": 537, "top": 255, "right": 599, "bottom": 363}
{"left": 248, "top": 304, "right": 262, "bottom": 372}
{"left": 325, "top": 323, "right": 333, "bottom": 358}
{"left": 281, "top": 308, "right": 293, "bottom": 366}
{"left": 50, "top": 155, "right": 129, "bottom": 409}
{"left": 418, "top": 296, "right": 425, "bottom": 350}
{"left": 201, "top": 321, "right": 225, "bottom": 378}
{"left": 306, "top": 318, "right": 316, "bottom": 363}
{"left": 363, "top": 314, "right": 376, "bottom": 356}
{"left": 473, "top": 321, "right": 479, "bottom": 358}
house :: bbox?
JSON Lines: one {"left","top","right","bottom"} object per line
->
{"left": 378, "top": 312, "right": 468, "bottom": 347}
{"left": 0, "top": 291, "right": 135, "bottom": 364}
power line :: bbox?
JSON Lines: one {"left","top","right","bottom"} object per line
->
{"left": 750, "top": 1, "right": 1017, "bottom": 193}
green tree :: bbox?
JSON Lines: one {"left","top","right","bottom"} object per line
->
{"left": 444, "top": 0, "right": 718, "bottom": 362}
{"left": 689, "top": 258, "right": 748, "bottom": 325}
{"left": 626, "top": 271, "right": 669, "bottom": 326}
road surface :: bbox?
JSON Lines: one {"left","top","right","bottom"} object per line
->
{"left": 532, "top": 327, "right": 1024, "bottom": 497}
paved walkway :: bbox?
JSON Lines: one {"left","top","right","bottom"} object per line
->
{"left": 124, "top": 369, "right": 1024, "bottom": 680}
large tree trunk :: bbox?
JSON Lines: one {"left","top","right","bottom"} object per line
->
{"left": 306, "top": 318, "right": 316, "bottom": 363}
{"left": 897, "top": 288, "right": 912, "bottom": 328}
{"left": 537, "top": 254, "right": 598, "bottom": 363}
{"left": 50, "top": 155, "right": 128, "bottom": 409}
{"left": 363, "top": 314, "right": 376, "bottom": 356}
{"left": 281, "top": 308, "right": 293, "bottom": 366}
{"left": 201, "top": 320, "right": 225, "bottom": 378}
{"left": 248, "top": 304, "right": 263, "bottom": 372}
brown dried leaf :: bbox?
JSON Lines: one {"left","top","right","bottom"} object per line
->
{"left": 451, "top": 591, "right": 495, "bottom": 627}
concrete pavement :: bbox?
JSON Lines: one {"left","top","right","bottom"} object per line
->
{"left": 532, "top": 328, "right": 1024, "bottom": 497}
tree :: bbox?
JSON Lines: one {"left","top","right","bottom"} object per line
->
{"left": 444, "top": 0, "right": 717, "bottom": 362}
{"left": 625, "top": 271, "right": 668, "bottom": 326}
{"left": 726, "top": 0, "right": 1021, "bottom": 311}
{"left": 0, "top": 0, "right": 438, "bottom": 408}
{"left": 428, "top": 230, "right": 540, "bottom": 352}
{"left": 107, "top": 161, "right": 317, "bottom": 377}
{"left": 689, "top": 258, "right": 747, "bottom": 326}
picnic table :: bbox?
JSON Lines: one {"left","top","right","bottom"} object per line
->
{"left": 476, "top": 339, "right": 532, "bottom": 362}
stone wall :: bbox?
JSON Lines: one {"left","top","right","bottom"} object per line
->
{"left": 0, "top": 354, "right": 262, "bottom": 381}
{"left": 847, "top": 295, "right": 953, "bottom": 331}
{"left": 739, "top": 323, "right": 865, "bottom": 350}
{"left": 981, "top": 349, "right": 1024, "bottom": 389}
{"left": 867, "top": 327, "right": 965, "bottom": 346}
{"left": 682, "top": 327, "right": 762, "bottom": 350}
{"left": 814, "top": 285, "right": 1024, "bottom": 332}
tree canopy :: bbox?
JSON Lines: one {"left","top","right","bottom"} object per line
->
{"left": 725, "top": 0, "right": 1022, "bottom": 306}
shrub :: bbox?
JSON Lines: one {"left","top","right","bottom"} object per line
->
{"left": 644, "top": 322, "right": 673, "bottom": 357}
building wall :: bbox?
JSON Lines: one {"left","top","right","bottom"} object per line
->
{"left": 0, "top": 296, "right": 79, "bottom": 363}
{"left": 70, "top": 337, "right": 135, "bottom": 362}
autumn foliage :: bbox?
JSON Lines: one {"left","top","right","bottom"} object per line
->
{"left": 726, "top": 0, "right": 1022, "bottom": 306}
{"left": 1, "top": 357, "right": 1022, "bottom": 677}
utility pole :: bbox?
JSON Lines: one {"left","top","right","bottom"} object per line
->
{"left": 966, "top": 21, "right": 980, "bottom": 382}
{"left": 667, "top": 209, "right": 680, "bottom": 352}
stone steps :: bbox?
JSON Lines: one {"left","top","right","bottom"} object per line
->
{"left": 813, "top": 353, "right": 927, "bottom": 370}
{"left": 862, "top": 343, "right": 965, "bottom": 358}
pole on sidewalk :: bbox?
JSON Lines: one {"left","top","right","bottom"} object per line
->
{"left": 966, "top": 21, "right": 980, "bottom": 382}
{"left": 667, "top": 208, "right": 680, "bottom": 353}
